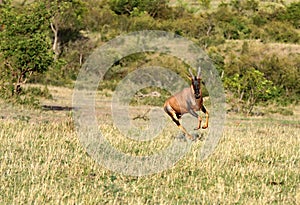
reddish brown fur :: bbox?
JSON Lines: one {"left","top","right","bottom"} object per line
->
{"left": 164, "top": 69, "right": 209, "bottom": 140}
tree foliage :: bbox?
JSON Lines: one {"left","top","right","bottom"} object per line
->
{"left": 43, "top": 0, "right": 87, "bottom": 58}
{"left": 0, "top": 1, "right": 54, "bottom": 95}
{"left": 225, "top": 68, "right": 278, "bottom": 114}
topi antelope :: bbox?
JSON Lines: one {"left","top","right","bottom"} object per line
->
{"left": 164, "top": 67, "right": 209, "bottom": 140}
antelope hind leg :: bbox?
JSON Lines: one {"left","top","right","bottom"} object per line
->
{"left": 178, "top": 125, "right": 194, "bottom": 140}
{"left": 170, "top": 114, "right": 194, "bottom": 140}
{"left": 164, "top": 106, "right": 194, "bottom": 140}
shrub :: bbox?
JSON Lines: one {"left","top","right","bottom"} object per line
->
{"left": 260, "top": 21, "right": 300, "bottom": 43}
{"left": 225, "top": 67, "right": 279, "bottom": 114}
{"left": 109, "top": 0, "right": 170, "bottom": 18}
{"left": 278, "top": 2, "right": 300, "bottom": 29}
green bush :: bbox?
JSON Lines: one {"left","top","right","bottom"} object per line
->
{"left": 278, "top": 2, "right": 300, "bottom": 29}
{"left": 260, "top": 21, "right": 300, "bottom": 43}
{"left": 129, "top": 14, "right": 159, "bottom": 31}
{"left": 260, "top": 55, "right": 300, "bottom": 103}
{"left": 0, "top": 85, "right": 52, "bottom": 108}
{"left": 251, "top": 13, "right": 268, "bottom": 26}
{"left": 225, "top": 68, "right": 279, "bottom": 114}
{"left": 84, "top": 2, "right": 118, "bottom": 32}
{"left": 109, "top": 0, "right": 170, "bottom": 18}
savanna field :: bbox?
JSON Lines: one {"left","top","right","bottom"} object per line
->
{"left": 1, "top": 0, "right": 300, "bottom": 204}
{"left": 0, "top": 86, "right": 299, "bottom": 204}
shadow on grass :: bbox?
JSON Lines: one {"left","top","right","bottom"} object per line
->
{"left": 42, "top": 105, "right": 74, "bottom": 111}
{"left": 175, "top": 132, "right": 205, "bottom": 142}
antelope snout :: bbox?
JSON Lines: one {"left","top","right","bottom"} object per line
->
{"left": 195, "top": 93, "right": 201, "bottom": 99}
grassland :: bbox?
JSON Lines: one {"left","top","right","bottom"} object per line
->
{"left": 0, "top": 86, "right": 299, "bottom": 204}
{"left": 1, "top": 0, "right": 299, "bottom": 203}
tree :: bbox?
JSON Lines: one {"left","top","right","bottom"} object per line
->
{"left": 0, "top": 1, "right": 54, "bottom": 95}
{"left": 41, "top": 0, "right": 86, "bottom": 59}
{"left": 225, "top": 68, "right": 278, "bottom": 115}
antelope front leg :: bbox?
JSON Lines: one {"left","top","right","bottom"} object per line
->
{"left": 202, "top": 106, "right": 209, "bottom": 129}
{"left": 189, "top": 109, "right": 202, "bottom": 130}
{"left": 195, "top": 116, "right": 202, "bottom": 130}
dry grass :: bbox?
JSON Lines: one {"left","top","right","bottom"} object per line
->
{"left": 0, "top": 86, "right": 299, "bottom": 204}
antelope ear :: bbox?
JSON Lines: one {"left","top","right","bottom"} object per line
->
{"left": 197, "top": 66, "right": 202, "bottom": 78}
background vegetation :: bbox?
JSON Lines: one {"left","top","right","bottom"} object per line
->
{"left": 0, "top": 0, "right": 299, "bottom": 113}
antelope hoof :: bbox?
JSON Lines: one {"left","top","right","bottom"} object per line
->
{"left": 202, "top": 125, "right": 208, "bottom": 129}
{"left": 194, "top": 127, "right": 200, "bottom": 130}
{"left": 187, "top": 134, "right": 198, "bottom": 141}
{"left": 186, "top": 134, "right": 194, "bottom": 140}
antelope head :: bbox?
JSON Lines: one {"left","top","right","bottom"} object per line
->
{"left": 188, "top": 67, "right": 202, "bottom": 99}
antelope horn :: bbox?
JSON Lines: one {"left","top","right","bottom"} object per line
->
{"left": 197, "top": 66, "right": 202, "bottom": 78}
{"left": 188, "top": 68, "right": 195, "bottom": 79}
